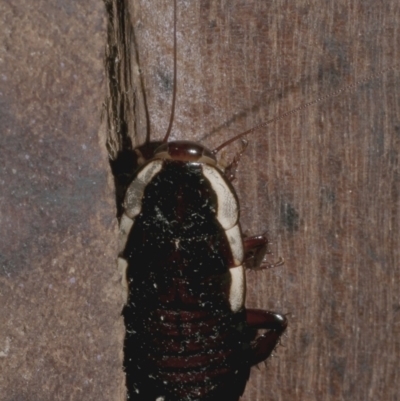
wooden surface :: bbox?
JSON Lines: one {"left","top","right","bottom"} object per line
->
{"left": 0, "top": 1, "right": 125, "bottom": 400}
{"left": 106, "top": 0, "right": 400, "bottom": 400}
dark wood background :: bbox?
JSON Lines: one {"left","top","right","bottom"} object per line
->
{"left": 0, "top": 1, "right": 124, "bottom": 400}
{"left": 1, "top": 0, "right": 399, "bottom": 400}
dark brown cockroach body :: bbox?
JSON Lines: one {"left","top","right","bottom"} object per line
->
{"left": 120, "top": 141, "right": 287, "bottom": 401}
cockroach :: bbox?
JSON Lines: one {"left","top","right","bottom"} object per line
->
{"left": 118, "top": 1, "right": 287, "bottom": 400}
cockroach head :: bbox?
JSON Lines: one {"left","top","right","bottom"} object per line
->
{"left": 154, "top": 140, "right": 217, "bottom": 165}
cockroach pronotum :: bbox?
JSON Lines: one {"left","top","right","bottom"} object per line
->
{"left": 118, "top": 1, "right": 287, "bottom": 400}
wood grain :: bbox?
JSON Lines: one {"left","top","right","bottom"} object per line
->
{"left": 105, "top": 0, "right": 400, "bottom": 400}
{"left": 0, "top": 1, "right": 125, "bottom": 400}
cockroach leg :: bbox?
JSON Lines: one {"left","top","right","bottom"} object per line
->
{"left": 246, "top": 308, "right": 288, "bottom": 366}
{"left": 224, "top": 139, "right": 248, "bottom": 182}
{"left": 243, "top": 234, "right": 283, "bottom": 270}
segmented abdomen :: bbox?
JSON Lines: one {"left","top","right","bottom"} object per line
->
{"left": 124, "top": 275, "right": 249, "bottom": 401}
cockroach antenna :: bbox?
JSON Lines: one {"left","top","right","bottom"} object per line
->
{"left": 212, "top": 64, "right": 397, "bottom": 154}
{"left": 162, "top": 0, "right": 177, "bottom": 143}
